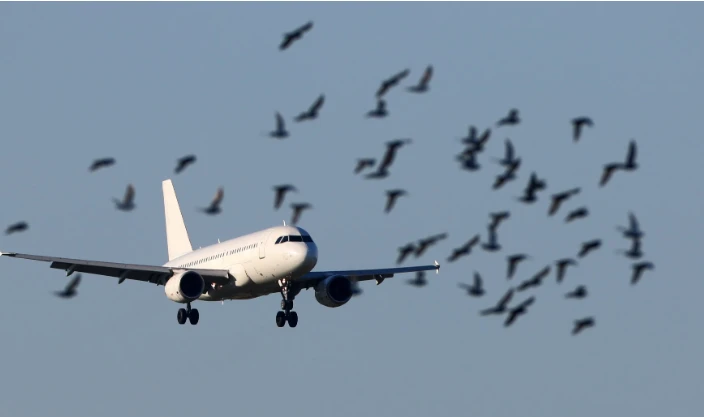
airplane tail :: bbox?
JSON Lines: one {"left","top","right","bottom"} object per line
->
{"left": 162, "top": 179, "right": 193, "bottom": 261}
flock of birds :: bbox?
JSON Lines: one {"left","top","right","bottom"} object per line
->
{"left": 2, "top": 21, "right": 655, "bottom": 335}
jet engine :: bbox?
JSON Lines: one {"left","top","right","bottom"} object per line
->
{"left": 314, "top": 275, "right": 353, "bottom": 308}
{"left": 165, "top": 271, "right": 205, "bottom": 303}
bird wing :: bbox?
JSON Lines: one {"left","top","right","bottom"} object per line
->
{"left": 473, "top": 272, "right": 482, "bottom": 287}
{"left": 625, "top": 140, "right": 637, "bottom": 165}
{"left": 629, "top": 212, "right": 640, "bottom": 232}
{"left": 66, "top": 274, "right": 81, "bottom": 291}
{"left": 497, "top": 288, "right": 514, "bottom": 308}
{"left": 299, "top": 262, "right": 440, "bottom": 289}
{"left": 211, "top": 187, "right": 224, "bottom": 207}
{"left": 276, "top": 112, "right": 285, "bottom": 130}
{"left": 124, "top": 184, "right": 135, "bottom": 203}
{"left": 420, "top": 65, "right": 433, "bottom": 86}
{"left": 297, "top": 21, "right": 313, "bottom": 34}
{"left": 310, "top": 94, "right": 325, "bottom": 113}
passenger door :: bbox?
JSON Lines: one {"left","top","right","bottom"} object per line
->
{"left": 259, "top": 230, "right": 272, "bottom": 259}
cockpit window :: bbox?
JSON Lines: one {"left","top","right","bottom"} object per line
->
{"left": 280, "top": 236, "right": 289, "bottom": 243}
{"left": 275, "top": 236, "right": 282, "bottom": 244}
{"left": 302, "top": 235, "right": 313, "bottom": 243}
{"left": 289, "top": 235, "right": 303, "bottom": 242}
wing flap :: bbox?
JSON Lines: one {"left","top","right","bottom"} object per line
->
{"left": 298, "top": 262, "right": 439, "bottom": 289}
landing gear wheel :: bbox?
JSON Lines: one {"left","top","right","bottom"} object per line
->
{"left": 189, "top": 309, "right": 199, "bottom": 325}
{"left": 287, "top": 311, "right": 298, "bottom": 328}
{"left": 276, "top": 311, "right": 286, "bottom": 327}
{"left": 177, "top": 308, "right": 188, "bottom": 325}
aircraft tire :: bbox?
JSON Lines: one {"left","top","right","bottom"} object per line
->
{"left": 177, "top": 308, "right": 188, "bottom": 325}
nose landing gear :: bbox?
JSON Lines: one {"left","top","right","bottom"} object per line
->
{"left": 276, "top": 278, "right": 298, "bottom": 328}
{"left": 177, "top": 302, "right": 199, "bottom": 325}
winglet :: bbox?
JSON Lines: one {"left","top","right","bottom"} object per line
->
{"left": 434, "top": 260, "right": 440, "bottom": 274}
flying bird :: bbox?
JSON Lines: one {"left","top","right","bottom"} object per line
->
{"left": 517, "top": 172, "right": 547, "bottom": 203}
{"left": 506, "top": 253, "right": 530, "bottom": 279}
{"left": 290, "top": 202, "right": 312, "bottom": 225}
{"left": 397, "top": 243, "right": 417, "bottom": 265}
{"left": 54, "top": 274, "right": 82, "bottom": 299}
{"left": 481, "top": 227, "right": 501, "bottom": 252}
{"left": 617, "top": 212, "right": 644, "bottom": 240}
{"left": 384, "top": 189, "right": 408, "bottom": 213}
{"left": 269, "top": 112, "right": 289, "bottom": 139}
{"left": 376, "top": 68, "right": 410, "bottom": 98}
{"left": 446, "top": 235, "right": 481, "bottom": 262}
{"left": 565, "top": 207, "right": 589, "bottom": 223}
{"left": 365, "top": 99, "right": 388, "bottom": 118}
{"left": 572, "top": 317, "right": 595, "bottom": 335}
{"left": 458, "top": 272, "right": 485, "bottom": 297}
{"left": 456, "top": 149, "right": 481, "bottom": 172}
{"left": 200, "top": 187, "right": 224, "bottom": 215}
{"left": 548, "top": 187, "right": 581, "bottom": 216}
{"left": 406, "top": 270, "right": 427, "bottom": 287}
{"left": 480, "top": 289, "right": 514, "bottom": 316}
{"left": 414, "top": 233, "right": 448, "bottom": 257}
{"left": 5, "top": 221, "right": 28, "bottom": 235}
{"left": 175, "top": 154, "right": 196, "bottom": 174}
{"left": 578, "top": 239, "right": 601, "bottom": 258}
{"left": 461, "top": 128, "right": 491, "bottom": 152}
{"left": 516, "top": 266, "right": 551, "bottom": 292}
{"left": 354, "top": 158, "right": 376, "bottom": 174}
{"left": 489, "top": 211, "right": 511, "bottom": 231}
{"left": 599, "top": 140, "right": 639, "bottom": 186}
{"left": 273, "top": 184, "right": 297, "bottom": 210}
{"left": 618, "top": 236, "right": 643, "bottom": 259}
{"left": 571, "top": 117, "right": 594, "bottom": 142}
{"left": 89, "top": 157, "right": 115, "bottom": 172}
{"left": 555, "top": 258, "right": 578, "bottom": 283}
{"left": 631, "top": 261, "right": 654, "bottom": 285}
{"left": 599, "top": 162, "right": 625, "bottom": 187}
{"left": 565, "top": 285, "right": 587, "bottom": 299}
{"left": 113, "top": 184, "right": 135, "bottom": 211}
{"left": 407, "top": 65, "right": 433, "bottom": 93}
{"left": 504, "top": 296, "right": 536, "bottom": 327}
{"left": 279, "top": 21, "right": 313, "bottom": 50}
{"left": 294, "top": 94, "right": 325, "bottom": 122}
{"left": 493, "top": 139, "right": 518, "bottom": 167}
{"left": 365, "top": 138, "right": 412, "bottom": 179}
{"left": 492, "top": 158, "right": 521, "bottom": 190}
{"left": 496, "top": 108, "right": 520, "bottom": 127}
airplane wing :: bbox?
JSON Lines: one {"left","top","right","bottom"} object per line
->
{"left": 0, "top": 251, "right": 230, "bottom": 286}
{"left": 298, "top": 261, "right": 439, "bottom": 289}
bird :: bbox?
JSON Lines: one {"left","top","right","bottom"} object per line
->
{"left": 631, "top": 261, "right": 654, "bottom": 285}
{"left": 200, "top": 187, "right": 224, "bottom": 215}
{"left": 113, "top": 184, "right": 135, "bottom": 211}
{"left": 376, "top": 68, "right": 410, "bottom": 98}
{"left": 555, "top": 258, "right": 578, "bottom": 283}
{"left": 354, "top": 158, "right": 376, "bottom": 175}
{"left": 294, "top": 94, "right": 325, "bottom": 122}
{"left": 414, "top": 233, "right": 448, "bottom": 257}
{"left": 517, "top": 172, "right": 547, "bottom": 203}
{"left": 365, "top": 99, "right": 388, "bottom": 118}
{"left": 89, "top": 157, "right": 115, "bottom": 172}
{"left": 446, "top": 235, "right": 481, "bottom": 262}
{"left": 407, "top": 65, "right": 433, "bottom": 93}
{"left": 457, "top": 149, "right": 481, "bottom": 171}
{"left": 384, "top": 189, "right": 408, "bottom": 213}
{"left": 406, "top": 270, "right": 427, "bottom": 287}
{"left": 458, "top": 272, "right": 485, "bottom": 297}
{"left": 493, "top": 139, "right": 518, "bottom": 167}
{"left": 480, "top": 288, "right": 514, "bottom": 316}
{"left": 175, "top": 154, "right": 196, "bottom": 174}
{"left": 492, "top": 158, "right": 521, "bottom": 190}
{"left": 599, "top": 162, "right": 625, "bottom": 187}
{"left": 461, "top": 127, "right": 492, "bottom": 152}
{"left": 290, "top": 203, "right": 312, "bottom": 225}
{"left": 623, "top": 139, "right": 638, "bottom": 170}
{"left": 572, "top": 317, "right": 595, "bottom": 335}
{"left": 571, "top": 117, "right": 594, "bottom": 142}
{"left": 504, "top": 296, "right": 536, "bottom": 327}
{"left": 506, "top": 253, "right": 530, "bottom": 279}
{"left": 273, "top": 184, "right": 297, "bottom": 210}
{"left": 489, "top": 211, "right": 511, "bottom": 231}
{"left": 618, "top": 236, "right": 643, "bottom": 259}
{"left": 481, "top": 227, "right": 501, "bottom": 252}
{"left": 565, "top": 207, "right": 589, "bottom": 223}
{"left": 496, "top": 108, "right": 520, "bottom": 127}
{"left": 269, "top": 112, "right": 289, "bottom": 139}
{"left": 548, "top": 187, "right": 581, "bottom": 216}
{"left": 365, "top": 138, "right": 412, "bottom": 179}
{"left": 279, "top": 21, "right": 313, "bottom": 50}
{"left": 5, "top": 221, "right": 28, "bottom": 235}
{"left": 54, "top": 274, "right": 81, "bottom": 299}
{"left": 578, "top": 239, "right": 602, "bottom": 258}
{"left": 397, "top": 243, "right": 417, "bottom": 265}
{"left": 516, "top": 266, "right": 551, "bottom": 291}
{"left": 565, "top": 285, "right": 588, "bottom": 299}
{"left": 617, "top": 212, "right": 644, "bottom": 240}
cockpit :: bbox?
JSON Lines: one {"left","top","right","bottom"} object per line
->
{"left": 274, "top": 234, "right": 314, "bottom": 244}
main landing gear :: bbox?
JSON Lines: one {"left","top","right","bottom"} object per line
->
{"left": 276, "top": 278, "right": 298, "bottom": 328}
{"left": 177, "top": 302, "right": 199, "bottom": 325}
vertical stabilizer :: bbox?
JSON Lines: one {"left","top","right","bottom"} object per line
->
{"left": 162, "top": 179, "right": 193, "bottom": 261}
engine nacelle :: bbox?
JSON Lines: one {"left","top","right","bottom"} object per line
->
{"left": 314, "top": 275, "right": 353, "bottom": 308}
{"left": 165, "top": 271, "right": 205, "bottom": 303}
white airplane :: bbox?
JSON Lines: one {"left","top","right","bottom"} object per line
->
{"left": 1, "top": 179, "right": 440, "bottom": 328}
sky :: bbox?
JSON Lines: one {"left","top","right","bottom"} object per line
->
{"left": 1, "top": 2, "right": 703, "bottom": 417}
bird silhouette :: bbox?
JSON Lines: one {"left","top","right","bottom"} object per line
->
{"left": 175, "top": 154, "right": 196, "bottom": 174}
{"left": 548, "top": 187, "right": 581, "bottom": 216}
{"left": 89, "top": 157, "right": 115, "bottom": 172}
{"left": 54, "top": 274, "right": 81, "bottom": 298}
{"left": 5, "top": 221, "right": 28, "bottom": 235}
{"left": 113, "top": 184, "right": 135, "bottom": 211}
{"left": 384, "top": 189, "right": 408, "bottom": 213}
{"left": 376, "top": 69, "right": 410, "bottom": 98}
{"left": 492, "top": 158, "right": 521, "bottom": 189}
{"left": 279, "top": 21, "right": 313, "bottom": 50}
{"left": 406, "top": 270, "right": 427, "bottom": 287}
{"left": 599, "top": 140, "right": 639, "bottom": 186}
{"left": 446, "top": 235, "right": 481, "bottom": 262}
{"left": 496, "top": 108, "right": 520, "bottom": 126}
{"left": 273, "top": 185, "right": 297, "bottom": 210}
{"left": 290, "top": 203, "right": 312, "bottom": 225}
{"left": 480, "top": 289, "right": 514, "bottom": 316}
{"left": 555, "top": 258, "right": 578, "bottom": 283}
{"left": 506, "top": 254, "right": 530, "bottom": 279}
{"left": 365, "top": 99, "right": 388, "bottom": 118}
{"left": 414, "top": 233, "right": 448, "bottom": 257}
{"left": 599, "top": 162, "right": 625, "bottom": 187}
{"left": 517, "top": 172, "right": 547, "bottom": 203}
{"left": 631, "top": 261, "right": 654, "bottom": 285}
{"left": 294, "top": 94, "right": 325, "bottom": 122}
{"left": 618, "top": 236, "right": 643, "bottom": 259}
{"left": 461, "top": 128, "right": 491, "bottom": 152}
{"left": 482, "top": 226, "right": 501, "bottom": 252}
{"left": 617, "top": 212, "right": 644, "bottom": 239}
{"left": 354, "top": 158, "right": 376, "bottom": 174}
{"left": 456, "top": 149, "right": 481, "bottom": 171}
{"left": 407, "top": 65, "right": 433, "bottom": 93}
{"left": 565, "top": 285, "right": 588, "bottom": 299}
{"left": 571, "top": 117, "right": 594, "bottom": 142}
{"left": 365, "top": 138, "right": 412, "bottom": 179}
{"left": 504, "top": 296, "right": 536, "bottom": 327}
{"left": 565, "top": 207, "right": 589, "bottom": 223}
{"left": 200, "top": 187, "right": 224, "bottom": 215}
{"left": 493, "top": 139, "right": 518, "bottom": 167}
{"left": 572, "top": 317, "right": 595, "bottom": 335}
{"left": 578, "top": 239, "right": 602, "bottom": 258}
{"left": 516, "top": 266, "right": 551, "bottom": 292}
{"left": 489, "top": 211, "right": 511, "bottom": 231}
{"left": 269, "top": 112, "right": 289, "bottom": 139}
{"left": 458, "top": 272, "right": 485, "bottom": 297}
{"left": 397, "top": 243, "right": 417, "bottom": 265}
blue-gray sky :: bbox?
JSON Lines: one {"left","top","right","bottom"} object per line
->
{"left": 1, "top": 3, "right": 702, "bottom": 417}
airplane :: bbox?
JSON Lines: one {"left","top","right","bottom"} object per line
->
{"left": 0, "top": 179, "right": 440, "bottom": 328}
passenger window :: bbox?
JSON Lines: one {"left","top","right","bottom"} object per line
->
{"left": 289, "top": 235, "right": 303, "bottom": 242}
